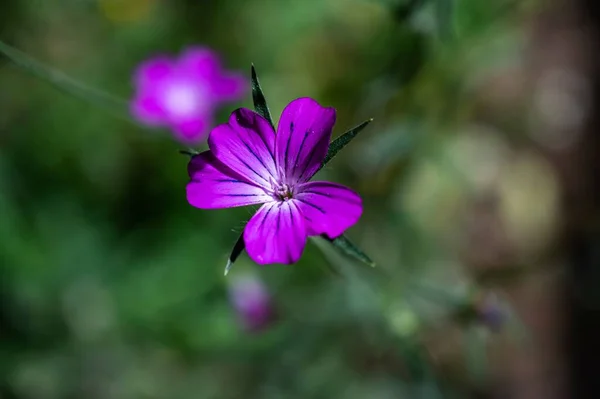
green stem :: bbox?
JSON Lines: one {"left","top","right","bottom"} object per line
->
{"left": 0, "top": 39, "right": 136, "bottom": 123}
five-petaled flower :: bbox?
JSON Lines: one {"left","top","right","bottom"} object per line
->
{"left": 186, "top": 97, "right": 363, "bottom": 265}
{"left": 131, "top": 47, "right": 247, "bottom": 144}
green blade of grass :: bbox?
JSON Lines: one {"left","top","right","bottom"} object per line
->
{"left": 0, "top": 39, "right": 134, "bottom": 123}
{"left": 319, "top": 118, "right": 373, "bottom": 171}
{"left": 250, "top": 64, "right": 275, "bottom": 130}
{"left": 323, "top": 234, "right": 375, "bottom": 267}
{"left": 224, "top": 233, "right": 246, "bottom": 276}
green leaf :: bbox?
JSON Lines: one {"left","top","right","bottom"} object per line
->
{"left": 224, "top": 232, "right": 374, "bottom": 274}
{"left": 323, "top": 234, "right": 375, "bottom": 267}
{"left": 319, "top": 118, "right": 373, "bottom": 171}
{"left": 179, "top": 149, "right": 200, "bottom": 158}
{"left": 251, "top": 64, "right": 275, "bottom": 130}
{"left": 0, "top": 39, "right": 133, "bottom": 123}
{"left": 224, "top": 234, "right": 245, "bottom": 276}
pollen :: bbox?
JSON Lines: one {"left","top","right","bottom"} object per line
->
{"left": 273, "top": 183, "right": 294, "bottom": 201}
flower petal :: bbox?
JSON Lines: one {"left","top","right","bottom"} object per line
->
{"left": 177, "top": 47, "right": 246, "bottom": 102}
{"left": 229, "top": 274, "right": 273, "bottom": 331}
{"left": 244, "top": 201, "right": 307, "bottom": 265}
{"left": 213, "top": 72, "right": 248, "bottom": 101}
{"left": 275, "top": 97, "right": 336, "bottom": 184}
{"left": 131, "top": 57, "right": 174, "bottom": 126}
{"left": 295, "top": 181, "right": 362, "bottom": 239}
{"left": 208, "top": 108, "right": 277, "bottom": 188}
{"left": 172, "top": 115, "right": 211, "bottom": 144}
{"left": 130, "top": 94, "right": 167, "bottom": 126}
{"left": 177, "top": 46, "right": 221, "bottom": 80}
{"left": 133, "top": 56, "right": 173, "bottom": 89}
{"left": 186, "top": 151, "right": 271, "bottom": 209}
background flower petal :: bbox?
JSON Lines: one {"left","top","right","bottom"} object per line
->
{"left": 130, "top": 94, "right": 167, "bottom": 126}
{"left": 177, "top": 46, "right": 221, "bottom": 80}
{"left": 172, "top": 116, "right": 211, "bottom": 144}
{"left": 228, "top": 273, "right": 274, "bottom": 332}
{"left": 187, "top": 151, "right": 271, "bottom": 209}
{"left": 295, "top": 181, "right": 362, "bottom": 239}
{"left": 212, "top": 72, "right": 248, "bottom": 101}
{"left": 208, "top": 108, "right": 277, "bottom": 188}
{"left": 133, "top": 55, "right": 173, "bottom": 89}
{"left": 275, "top": 97, "right": 336, "bottom": 184}
{"left": 244, "top": 201, "right": 307, "bottom": 265}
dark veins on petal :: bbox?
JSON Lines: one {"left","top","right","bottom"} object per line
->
{"left": 226, "top": 193, "right": 263, "bottom": 197}
{"left": 297, "top": 133, "right": 330, "bottom": 182}
{"left": 214, "top": 178, "right": 243, "bottom": 183}
{"left": 284, "top": 122, "right": 294, "bottom": 174}
{"left": 276, "top": 207, "right": 281, "bottom": 234}
{"left": 238, "top": 155, "right": 270, "bottom": 185}
{"left": 301, "top": 190, "right": 361, "bottom": 204}
{"left": 237, "top": 114, "right": 275, "bottom": 159}
{"left": 258, "top": 205, "right": 274, "bottom": 230}
{"left": 294, "top": 130, "right": 310, "bottom": 169}
{"left": 296, "top": 198, "right": 326, "bottom": 214}
{"left": 287, "top": 205, "right": 296, "bottom": 260}
{"left": 237, "top": 131, "right": 272, "bottom": 177}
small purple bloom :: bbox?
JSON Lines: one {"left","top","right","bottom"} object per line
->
{"left": 131, "top": 47, "right": 247, "bottom": 144}
{"left": 228, "top": 274, "right": 273, "bottom": 332}
{"left": 186, "top": 97, "right": 363, "bottom": 265}
{"left": 477, "top": 293, "right": 506, "bottom": 332}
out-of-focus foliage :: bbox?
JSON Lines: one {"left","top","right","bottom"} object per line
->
{"left": 1, "top": 0, "right": 552, "bottom": 398}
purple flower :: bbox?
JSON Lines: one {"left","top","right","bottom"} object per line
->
{"left": 131, "top": 47, "right": 247, "bottom": 144}
{"left": 228, "top": 274, "right": 273, "bottom": 332}
{"left": 476, "top": 292, "right": 506, "bottom": 332}
{"left": 186, "top": 97, "right": 363, "bottom": 265}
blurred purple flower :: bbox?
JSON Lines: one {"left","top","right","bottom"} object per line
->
{"left": 477, "top": 293, "right": 506, "bottom": 332}
{"left": 228, "top": 274, "right": 273, "bottom": 332}
{"left": 186, "top": 97, "right": 363, "bottom": 265}
{"left": 131, "top": 47, "right": 247, "bottom": 144}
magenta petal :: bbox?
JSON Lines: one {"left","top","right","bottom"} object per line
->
{"left": 229, "top": 274, "right": 273, "bottom": 332}
{"left": 295, "top": 181, "right": 363, "bottom": 239}
{"left": 213, "top": 73, "right": 248, "bottom": 101}
{"left": 177, "top": 46, "right": 221, "bottom": 80}
{"left": 130, "top": 95, "right": 167, "bottom": 126}
{"left": 208, "top": 108, "right": 277, "bottom": 189}
{"left": 133, "top": 56, "right": 173, "bottom": 89}
{"left": 275, "top": 97, "right": 336, "bottom": 184}
{"left": 244, "top": 201, "right": 307, "bottom": 265}
{"left": 172, "top": 115, "right": 210, "bottom": 144}
{"left": 186, "top": 151, "right": 271, "bottom": 209}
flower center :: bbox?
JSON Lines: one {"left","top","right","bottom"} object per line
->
{"left": 273, "top": 183, "right": 294, "bottom": 201}
{"left": 163, "top": 83, "right": 207, "bottom": 117}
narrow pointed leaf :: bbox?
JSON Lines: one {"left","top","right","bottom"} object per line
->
{"left": 319, "top": 118, "right": 373, "bottom": 171}
{"left": 224, "top": 233, "right": 245, "bottom": 276}
{"left": 250, "top": 64, "right": 275, "bottom": 131}
{"left": 0, "top": 40, "right": 133, "bottom": 122}
{"left": 179, "top": 149, "right": 200, "bottom": 158}
{"left": 323, "top": 234, "right": 375, "bottom": 267}
{"left": 224, "top": 231, "right": 373, "bottom": 271}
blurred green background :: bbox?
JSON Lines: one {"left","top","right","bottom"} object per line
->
{"left": 0, "top": 0, "right": 560, "bottom": 398}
